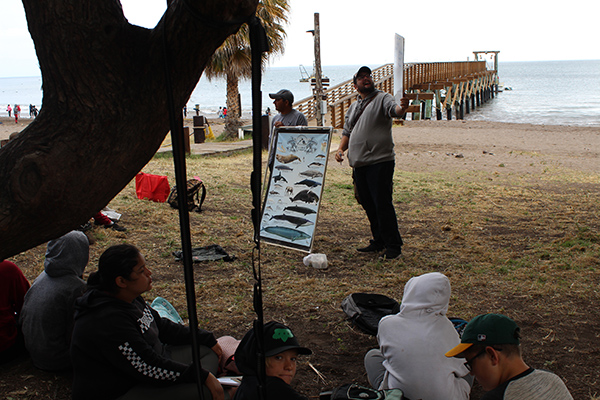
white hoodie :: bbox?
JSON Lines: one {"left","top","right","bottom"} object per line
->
{"left": 377, "top": 272, "right": 470, "bottom": 400}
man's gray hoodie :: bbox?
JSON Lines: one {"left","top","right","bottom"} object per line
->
{"left": 19, "top": 230, "right": 89, "bottom": 371}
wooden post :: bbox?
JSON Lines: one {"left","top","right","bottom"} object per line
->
{"left": 312, "top": 13, "right": 324, "bottom": 127}
{"left": 182, "top": 127, "right": 190, "bottom": 154}
{"left": 424, "top": 97, "right": 432, "bottom": 120}
{"left": 435, "top": 90, "right": 443, "bottom": 120}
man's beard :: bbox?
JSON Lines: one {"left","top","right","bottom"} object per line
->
{"left": 358, "top": 85, "right": 375, "bottom": 95}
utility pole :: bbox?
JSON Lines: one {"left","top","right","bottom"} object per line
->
{"left": 311, "top": 13, "right": 324, "bottom": 126}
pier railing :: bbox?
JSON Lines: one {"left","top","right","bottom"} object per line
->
{"left": 295, "top": 61, "right": 498, "bottom": 128}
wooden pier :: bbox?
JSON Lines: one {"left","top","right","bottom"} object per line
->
{"left": 295, "top": 60, "right": 499, "bottom": 128}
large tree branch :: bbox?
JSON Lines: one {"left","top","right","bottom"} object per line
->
{"left": 0, "top": 0, "right": 258, "bottom": 260}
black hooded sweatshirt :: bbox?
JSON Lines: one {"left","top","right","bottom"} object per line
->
{"left": 70, "top": 289, "right": 216, "bottom": 400}
{"left": 233, "top": 324, "right": 308, "bottom": 400}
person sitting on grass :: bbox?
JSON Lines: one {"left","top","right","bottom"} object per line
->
{"left": 364, "top": 272, "right": 472, "bottom": 400}
{"left": 20, "top": 230, "right": 89, "bottom": 371}
{"left": 233, "top": 320, "right": 312, "bottom": 400}
{"left": 70, "top": 243, "right": 224, "bottom": 400}
{"left": 0, "top": 260, "right": 30, "bottom": 364}
{"left": 445, "top": 313, "right": 573, "bottom": 399}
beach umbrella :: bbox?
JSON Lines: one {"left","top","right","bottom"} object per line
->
{"left": 163, "top": 15, "right": 269, "bottom": 399}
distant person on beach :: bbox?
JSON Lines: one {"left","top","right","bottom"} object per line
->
{"left": 335, "top": 66, "right": 409, "bottom": 260}
{"left": 364, "top": 272, "right": 471, "bottom": 400}
{"left": 31, "top": 105, "right": 38, "bottom": 118}
{"left": 445, "top": 313, "right": 573, "bottom": 400}
{"left": 7, "top": 104, "right": 12, "bottom": 118}
{"left": 29, "top": 104, "right": 33, "bottom": 117}
{"left": 70, "top": 244, "right": 224, "bottom": 400}
{"left": 0, "top": 260, "right": 30, "bottom": 364}
{"left": 233, "top": 320, "right": 311, "bottom": 400}
{"left": 20, "top": 231, "right": 89, "bottom": 371}
{"left": 223, "top": 107, "right": 227, "bottom": 118}
{"left": 267, "top": 89, "right": 308, "bottom": 168}
{"left": 14, "top": 104, "right": 21, "bottom": 123}
{"left": 183, "top": 105, "right": 187, "bottom": 118}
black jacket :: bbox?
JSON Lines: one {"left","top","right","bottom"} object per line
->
{"left": 70, "top": 289, "right": 216, "bottom": 400}
{"left": 233, "top": 323, "right": 307, "bottom": 400}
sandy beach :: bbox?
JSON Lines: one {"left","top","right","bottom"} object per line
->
{"left": 3, "top": 117, "right": 599, "bottom": 176}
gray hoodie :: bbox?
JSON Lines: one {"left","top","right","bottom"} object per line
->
{"left": 19, "top": 230, "right": 89, "bottom": 371}
{"left": 377, "top": 272, "right": 470, "bottom": 400}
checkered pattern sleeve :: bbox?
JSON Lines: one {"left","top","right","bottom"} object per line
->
{"left": 98, "top": 305, "right": 207, "bottom": 386}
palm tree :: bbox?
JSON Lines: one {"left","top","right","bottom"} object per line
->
{"left": 204, "top": 0, "right": 290, "bottom": 138}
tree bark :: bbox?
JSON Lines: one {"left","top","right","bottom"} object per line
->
{"left": 0, "top": 0, "right": 258, "bottom": 260}
{"left": 224, "top": 70, "right": 241, "bottom": 138}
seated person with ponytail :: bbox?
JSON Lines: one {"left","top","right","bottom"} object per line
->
{"left": 70, "top": 244, "right": 224, "bottom": 400}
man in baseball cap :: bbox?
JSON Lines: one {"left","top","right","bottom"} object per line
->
{"left": 446, "top": 313, "right": 573, "bottom": 399}
{"left": 353, "top": 66, "right": 372, "bottom": 84}
{"left": 266, "top": 89, "right": 307, "bottom": 170}
{"left": 335, "top": 65, "right": 409, "bottom": 260}
{"left": 268, "top": 89, "right": 307, "bottom": 128}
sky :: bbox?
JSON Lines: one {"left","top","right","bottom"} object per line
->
{"left": 1, "top": 0, "right": 599, "bottom": 77}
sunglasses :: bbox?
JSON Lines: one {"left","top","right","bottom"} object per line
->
{"left": 464, "top": 348, "right": 487, "bottom": 371}
{"left": 464, "top": 347, "right": 503, "bottom": 371}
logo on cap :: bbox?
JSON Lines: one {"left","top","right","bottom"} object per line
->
{"left": 273, "top": 328, "right": 294, "bottom": 342}
{"left": 477, "top": 334, "right": 487, "bottom": 341}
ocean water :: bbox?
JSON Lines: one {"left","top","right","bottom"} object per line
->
{"left": 1, "top": 60, "right": 599, "bottom": 127}
{"left": 466, "top": 60, "right": 600, "bottom": 127}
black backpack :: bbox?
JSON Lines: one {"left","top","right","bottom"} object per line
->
{"left": 167, "top": 178, "right": 206, "bottom": 212}
{"left": 341, "top": 293, "right": 400, "bottom": 336}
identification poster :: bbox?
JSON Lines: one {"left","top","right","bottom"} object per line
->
{"left": 260, "top": 127, "right": 333, "bottom": 252}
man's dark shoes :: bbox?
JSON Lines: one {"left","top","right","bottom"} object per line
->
{"left": 379, "top": 248, "right": 402, "bottom": 261}
{"left": 357, "top": 242, "right": 385, "bottom": 253}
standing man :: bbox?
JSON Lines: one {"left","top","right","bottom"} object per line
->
{"left": 267, "top": 89, "right": 308, "bottom": 168}
{"left": 445, "top": 313, "right": 573, "bottom": 399}
{"left": 335, "top": 66, "right": 408, "bottom": 260}
{"left": 269, "top": 89, "right": 308, "bottom": 129}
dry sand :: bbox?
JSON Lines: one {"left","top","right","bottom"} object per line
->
{"left": 391, "top": 120, "right": 600, "bottom": 175}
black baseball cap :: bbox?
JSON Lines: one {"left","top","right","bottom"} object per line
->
{"left": 264, "top": 321, "right": 311, "bottom": 356}
{"left": 269, "top": 89, "right": 294, "bottom": 105}
{"left": 353, "top": 66, "right": 372, "bottom": 84}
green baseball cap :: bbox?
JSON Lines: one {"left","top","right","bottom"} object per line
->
{"left": 445, "top": 313, "right": 520, "bottom": 357}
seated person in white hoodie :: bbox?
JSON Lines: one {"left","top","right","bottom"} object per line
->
{"left": 364, "top": 272, "right": 472, "bottom": 400}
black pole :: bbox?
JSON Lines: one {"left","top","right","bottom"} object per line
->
{"left": 249, "top": 15, "right": 269, "bottom": 400}
{"left": 162, "top": 21, "right": 204, "bottom": 399}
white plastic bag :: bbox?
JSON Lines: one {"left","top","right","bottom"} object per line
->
{"left": 303, "top": 253, "right": 328, "bottom": 270}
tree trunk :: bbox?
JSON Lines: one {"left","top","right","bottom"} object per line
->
{"left": 223, "top": 71, "right": 241, "bottom": 139}
{"left": 0, "top": 0, "right": 258, "bottom": 260}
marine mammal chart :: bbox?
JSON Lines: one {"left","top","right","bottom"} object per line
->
{"left": 260, "top": 127, "right": 332, "bottom": 252}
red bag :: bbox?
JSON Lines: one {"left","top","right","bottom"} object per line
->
{"left": 135, "top": 173, "right": 171, "bottom": 203}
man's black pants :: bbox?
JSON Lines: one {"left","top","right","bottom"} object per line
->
{"left": 353, "top": 160, "right": 403, "bottom": 252}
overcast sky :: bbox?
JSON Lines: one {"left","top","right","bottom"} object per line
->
{"left": 1, "top": 0, "right": 598, "bottom": 77}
